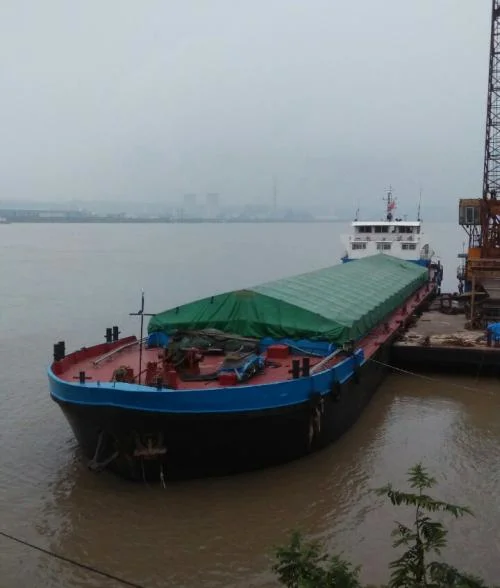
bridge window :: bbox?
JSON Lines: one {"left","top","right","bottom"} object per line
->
{"left": 377, "top": 242, "right": 391, "bottom": 250}
{"left": 402, "top": 243, "right": 417, "bottom": 250}
{"left": 352, "top": 242, "right": 367, "bottom": 250}
{"left": 374, "top": 226, "right": 389, "bottom": 233}
{"left": 357, "top": 225, "right": 372, "bottom": 233}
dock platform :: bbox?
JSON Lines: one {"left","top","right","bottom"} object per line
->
{"left": 390, "top": 298, "right": 500, "bottom": 374}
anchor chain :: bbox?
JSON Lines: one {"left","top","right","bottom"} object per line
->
{"left": 160, "top": 462, "right": 166, "bottom": 488}
{"left": 88, "top": 430, "right": 119, "bottom": 472}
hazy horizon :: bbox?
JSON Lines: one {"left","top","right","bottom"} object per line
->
{"left": 0, "top": 1, "right": 489, "bottom": 208}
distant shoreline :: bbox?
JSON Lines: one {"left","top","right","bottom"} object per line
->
{"left": 1, "top": 217, "right": 344, "bottom": 224}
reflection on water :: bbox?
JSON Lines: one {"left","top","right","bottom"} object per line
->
{"left": 1, "top": 224, "right": 499, "bottom": 587}
{"left": 13, "top": 374, "right": 500, "bottom": 588}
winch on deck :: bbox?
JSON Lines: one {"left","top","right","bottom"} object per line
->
{"left": 133, "top": 330, "right": 268, "bottom": 389}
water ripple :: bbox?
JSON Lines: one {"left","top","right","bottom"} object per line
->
{"left": 1, "top": 225, "right": 499, "bottom": 587}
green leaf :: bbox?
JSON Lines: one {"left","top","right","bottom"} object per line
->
{"left": 407, "top": 462, "right": 437, "bottom": 491}
{"left": 374, "top": 463, "right": 480, "bottom": 587}
{"left": 273, "top": 464, "right": 489, "bottom": 588}
{"left": 419, "top": 519, "right": 447, "bottom": 554}
{"left": 428, "top": 561, "right": 490, "bottom": 587}
{"left": 272, "top": 530, "right": 363, "bottom": 588}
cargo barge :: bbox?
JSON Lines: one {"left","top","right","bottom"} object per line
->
{"left": 48, "top": 254, "right": 440, "bottom": 481}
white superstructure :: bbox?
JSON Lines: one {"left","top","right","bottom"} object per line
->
{"left": 340, "top": 188, "right": 434, "bottom": 264}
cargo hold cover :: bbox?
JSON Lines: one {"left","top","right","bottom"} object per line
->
{"left": 148, "top": 254, "right": 428, "bottom": 344}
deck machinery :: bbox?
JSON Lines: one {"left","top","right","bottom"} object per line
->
{"left": 459, "top": 0, "right": 500, "bottom": 326}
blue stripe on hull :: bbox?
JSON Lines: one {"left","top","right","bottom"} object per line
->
{"left": 48, "top": 349, "right": 365, "bottom": 414}
{"left": 50, "top": 345, "right": 390, "bottom": 480}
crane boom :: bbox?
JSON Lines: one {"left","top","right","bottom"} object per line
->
{"left": 483, "top": 0, "right": 500, "bottom": 199}
{"left": 458, "top": 0, "right": 500, "bottom": 325}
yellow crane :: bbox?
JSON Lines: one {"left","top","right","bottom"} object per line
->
{"left": 459, "top": 0, "right": 500, "bottom": 325}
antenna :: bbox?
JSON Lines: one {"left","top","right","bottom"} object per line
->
{"left": 383, "top": 185, "right": 396, "bottom": 221}
{"left": 417, "top": 185, "right": 422, "bottom": 222}
{"left": 354, "top": 201, "right": 360, "bottom": 221}
{"left": 129, "top": 290, "right": 156, "bottom": 385}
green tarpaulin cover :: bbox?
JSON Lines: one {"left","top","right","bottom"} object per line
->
{"left": 148, "top": 254, "right": 428, "bottom": 344}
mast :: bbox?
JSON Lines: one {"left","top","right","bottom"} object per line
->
{"left": 384, "top": 185, "right": 396, "bottom": 221}
{"left": 417, "top": 186, "right": 422, "bottom": 222}
{"left": 129, "top": 291, "right": 155, "bottom": 385}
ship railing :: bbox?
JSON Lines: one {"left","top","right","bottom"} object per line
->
{"left": 348, "top": 235, "right": 419, "bottom": 242}
{"left": 93, "top": 336, "right": 148, "bottom": 367}
{"left": 310, "top": 348, "right": 342, "bottom": 374}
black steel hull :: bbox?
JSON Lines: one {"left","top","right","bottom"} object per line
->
{"left": 52, "top": 342, "right": 391, "bottom": 482}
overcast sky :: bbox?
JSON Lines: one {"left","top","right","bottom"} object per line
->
{"left": 0, "top": 0, "right": 490, "bottom": 212}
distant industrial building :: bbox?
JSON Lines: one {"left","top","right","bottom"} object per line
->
{"left": 181, "top": 193, "right": 198, "bottom": 218}
{"left": 205, "top": 193, "right": 220, "bottom": 218}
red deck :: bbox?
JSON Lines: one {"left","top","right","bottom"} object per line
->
{"left": 52, "top": 282, "right": 435, "bottom": 389}
{"left": 55, "top": 345, "right": 323, "bottom": 389}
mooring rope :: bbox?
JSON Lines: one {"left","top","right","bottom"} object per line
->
{"left": 368, "top": 358, "right": 485, "bottom": 393}
{"left": 0, "top": 530, "right": 148, "bottom": 588}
